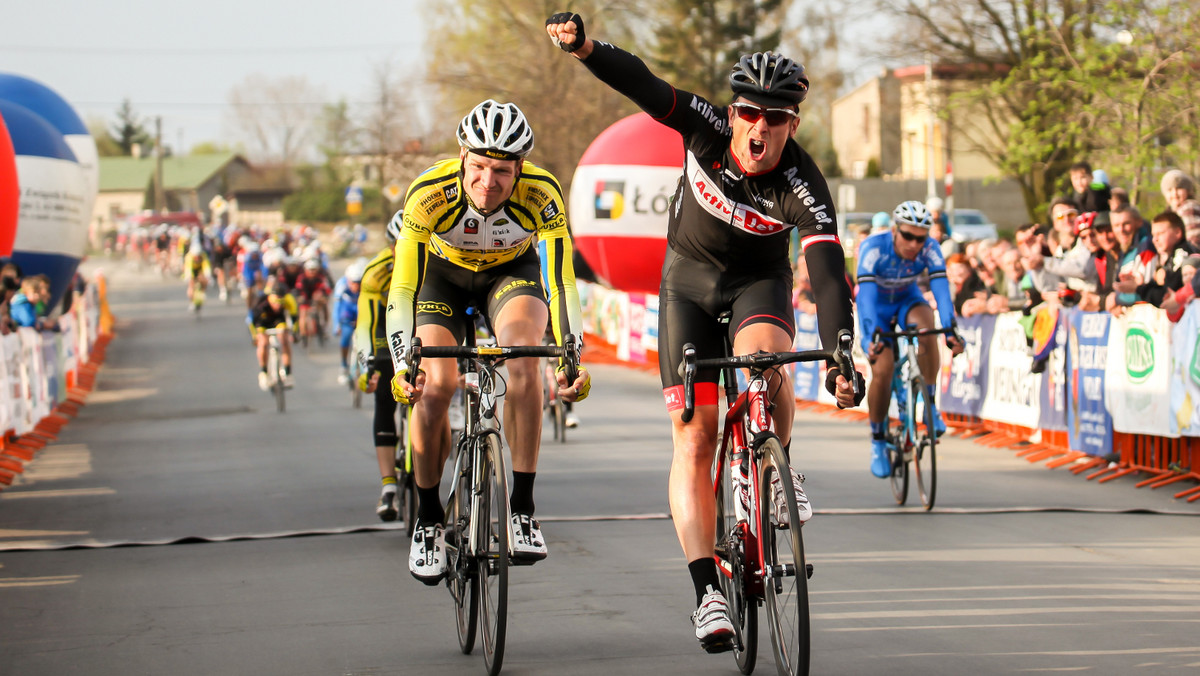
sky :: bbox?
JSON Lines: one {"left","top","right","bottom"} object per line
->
{"left": 0, "top": 0, "right": 430, "bottom": 154}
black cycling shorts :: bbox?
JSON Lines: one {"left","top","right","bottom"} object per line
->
{"left": 415, "top": 249, "right": 547, "bottom": 345}
{"left": 657, "top": 248, "right": 794, "bottom": 411}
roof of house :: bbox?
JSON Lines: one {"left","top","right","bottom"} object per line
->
{"left": 98, "top": 153, "right": 246, "bottom": 192}
{"left": 227, "top": 165, "right": 296, "bottom": 196}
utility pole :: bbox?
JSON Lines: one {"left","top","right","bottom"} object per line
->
{"left": 924, "top": 1, "right": 937, "bottom": 203}
{"left": 154, "top": 116, "right": 165, "bottom": 212}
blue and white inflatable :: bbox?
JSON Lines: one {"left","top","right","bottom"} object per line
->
{"left": 0, "top": 99, "right": 89, "bottom": 309}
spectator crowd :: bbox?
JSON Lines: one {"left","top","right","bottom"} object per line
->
{"left": 794, "top": 165, "right": 1200, "bottom": 325}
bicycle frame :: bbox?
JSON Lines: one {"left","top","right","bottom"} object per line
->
{"left": 713, "top": 372, "right": 774, "bottom": 597}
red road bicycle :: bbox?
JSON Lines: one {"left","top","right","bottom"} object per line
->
{"left": 680, "top": 328, "right": 858, "bottom": 676}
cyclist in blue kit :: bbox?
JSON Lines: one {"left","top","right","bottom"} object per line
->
{"left": 547, "top": 12, "right": 863, "bottom": 653}
{"left": 856, "top": 200, "right": 965, "bottom": 479}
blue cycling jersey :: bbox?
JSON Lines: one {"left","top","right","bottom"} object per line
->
{"left": 855, "top": 230, "right": 954, "bottom": 347}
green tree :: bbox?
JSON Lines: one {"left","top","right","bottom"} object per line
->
{"left": 1071, "top": 1, "right": 1200, "bottom": 205}
{"left": 87, "top": 117, "right": 123, "bottom": 157}
{"left": 877, "top": 0, "right": 1200, "bottom": 222}
{"left": 649, "top": 0, "right": 790, "bottom": 103}
{"left": 110, "top": 99, "right": 151, "bottom": 156}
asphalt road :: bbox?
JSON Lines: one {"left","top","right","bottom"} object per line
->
{"left": 1, "top": 262, "right": 1198, "bottom": 676}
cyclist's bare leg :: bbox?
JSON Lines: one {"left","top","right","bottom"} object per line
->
{"left": 377, "top": 445, "right": 397, "bottom": 480}
{"left": 905, "top": 304, "right": 940, "bottom": 384}
{"left": 493, "top": 295, "right": 548, "bottom": 474}
{"left": 411, "top": 324, "right": 457, "bottom": 492}
{"left": 279, "top": 332, "right": 292, "bottom": 369}
{"left": 867, "top": 348, "right": 895, "bottom": 424}
{"left": 255, "top": 333, "right": 268, "bottom": 367}
{"left": 668, "top": 405, "right": 720, "bottom": 562}
{"left": 731, "top": 322, "right": 795, "bottom": 447}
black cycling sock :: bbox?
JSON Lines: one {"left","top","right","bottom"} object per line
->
{"left": 284, "top": 364, "right": 292, "bottom": 375}
{"left": 688, "top": 558, "right": 721, "bottom": 605}
{"left": 260, "top": 366, "right": 268, "bottom": 373}
{"left": 510, "top": 471, "right": 536, "bottom": 515}
{"left": 416, "top": 486, "right": 444, "bottom": 526}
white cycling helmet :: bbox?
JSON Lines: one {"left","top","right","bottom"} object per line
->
{"left": 243, "top": 241, "right": 260, "bottom": 253}
{"left": 457, "top": 99, "right": 534, "bottom": 161}
{"left": 345, "top": 260, "right": 366, "bottom": 283}
{"left": 386, "top": 210, "right": 404, "bottom": 244}
{"left": 892, "top": 200, "right": 934, "bottom": 229}
{"left": 303, "top": 258, "right": 321, "bottom": 272}
{"left": 262, "top": 248, "right": 284, "bottom": 268}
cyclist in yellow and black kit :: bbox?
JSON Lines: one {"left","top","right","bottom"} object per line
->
{"left": 386, "top": 100, "right": 591, "bottom": 585}
{"left": 354, "top": 216, "right": 406, "bottom": 522}
{"left": 250, "top": 284, "right": 297, "bottom": 390}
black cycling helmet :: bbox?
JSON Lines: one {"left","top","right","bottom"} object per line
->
{"left": 730, "top": 52, "right": 809, "bottom": 108}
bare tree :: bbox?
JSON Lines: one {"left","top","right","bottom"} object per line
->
{"left": 422, "top": 0, "right": 645, "bottom": 191}
{"left": 226, "top": 74, "right": 324, "bottom": 166}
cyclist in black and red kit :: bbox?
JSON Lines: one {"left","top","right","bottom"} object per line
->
{"left": 547, "top": 12, "right": 864, "bottom": 653}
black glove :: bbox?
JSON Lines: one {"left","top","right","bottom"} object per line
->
{"left": 825, "top": 367, "right": 867, "bottom": 408}
{"left": 546, "top": 12, "right": 586, "bottom": 53}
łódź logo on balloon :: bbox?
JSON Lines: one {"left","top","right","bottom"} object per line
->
{"left": 0, "top": 116, "right": 17, "bottom": 258}
{"left": 569, "top": 114, "right": 683, "bottom": 294}
{"left": 0, "top": 99, "right": 89, "bottom": 310}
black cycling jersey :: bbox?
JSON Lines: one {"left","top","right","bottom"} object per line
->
{"left": 581, "top": 41, "right": 854, "bottom": 356}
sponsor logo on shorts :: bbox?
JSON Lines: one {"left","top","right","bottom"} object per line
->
{"left": 494, "top": 279, "right": 538, "bottom": 299}
{"left": 416, "top": 301, "right": 453, "bottom": 317}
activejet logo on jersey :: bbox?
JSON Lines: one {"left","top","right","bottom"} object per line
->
{"left": 688, "top": 95, "right": 728, "bottom": 134}
{"left": 594, "top": 181, "right": 624, "bottom": 219}
{"left": 739, "top": 209, "right": 786, "bottom": 235}
{"left": 782, "top": 167, "right": 834, "bottom": 226}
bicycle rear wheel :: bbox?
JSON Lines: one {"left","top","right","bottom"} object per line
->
{"left": 887, "top": 428, "right": 908, "bottom": 506}
{"left": 758, "top": 437, "right": 809, "bottom": 676}
{"left": 447, "top": 450, "right": 478, "bottom": 655}
{"left": 715, "top": 448, "right": 757, "bottom": 673}
{"left": 479, "top": 433, "right": 509, "bottom": 676}
{"left": 912, "top": 379, "right": 938, "bottom": 510}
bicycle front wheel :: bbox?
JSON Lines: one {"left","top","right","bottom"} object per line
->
{"left": 758, "top": 437, "right": 809, "bottom": 676}
{"left": 715, "top": 448, "right": 757, "bottom": 673}
{"left": 396, "top": 407, "right": 417, "bottom": 537}
{"left": 478, "top": 433, "right": 509, "bottom": 676}
{"left": 447, "top": 448, "right": 478, "bottom": 655}
{"left": 912, "top": 380, "right": 938, "bottom": 510}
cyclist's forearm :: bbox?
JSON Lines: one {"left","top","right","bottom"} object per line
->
{"left": 928, "top": 275, "right": 956, "bottom": 329}
{"left": 855, "top": 281, "right": 880, "bottom": 350}
{"left": 579, "top": 40, "right": 678, "bottom": 119}
{"left": 385, "top": 242, "right": 426, "bottom": 374}
{"left": 539, "top": 235, "right": 583, "bottom": 351}
{"left": 806, "top": 240, "right": 855, "bottom": 353}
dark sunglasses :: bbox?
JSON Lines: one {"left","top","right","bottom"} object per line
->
{"left": 730, "top": 102, "right": 799, "bottom": 126}
{"left": 896, "top": 229, "right": 929, "bottom": 243}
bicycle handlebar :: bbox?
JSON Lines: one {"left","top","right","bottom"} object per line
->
{"left": 406, "top": 334, "right": 582, "bottom": 387}
{"left": 677, "top": 328, "right": 859, "bottom": 423}
{"left": 873, "top": 326, "right": 957, "bottom": 341}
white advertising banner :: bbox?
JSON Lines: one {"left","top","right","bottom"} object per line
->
{"left": 979, "top": 312, "right": 1042, "bottom": 427}
{"left": 1170, "top": 302, "right": 1200, "bottom": 437}
{"left": 1105, "top": 303, "right": 1177, "bottom": 437}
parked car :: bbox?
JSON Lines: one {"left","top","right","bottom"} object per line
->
{"left": 949, "top": 209, "right": 999, "bottom": 242}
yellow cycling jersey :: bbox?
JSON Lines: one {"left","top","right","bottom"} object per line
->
{"left": 354, "top": 245, "right": 394, "bottom": 357}
{"left": 183, "top": 252, "right": 211, "bottom": 280}
{"left": 386, "top": 157, "right": 582, "bottom": 373}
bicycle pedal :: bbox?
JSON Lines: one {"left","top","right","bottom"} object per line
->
{"left": 700, "top": 635, "right": 735, "bottom": 654}
{"left": 806, "top": 563, "right": 814, "bottom": 579}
